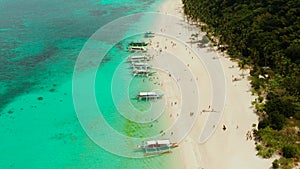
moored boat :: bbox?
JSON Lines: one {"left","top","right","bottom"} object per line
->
{"left": 137, "top": 92, "right": 163, "bottom": 99}
{"left": 132, "top": 69, "right": 155, "bottom": 76}
{"left": 129, "top": 42, "right": 148, "bottom": 47}
{"left": 127, "top": 55, "right": 150, "bottom": 62}
{"left": 131, "top": 62, "right": 150, "bottom": 69}
{"left": 144, "top": 32, "right": 155, "bottom": 38}
{"left": 128, "top": 46, "right": 147, "bottom": 52}
{"left": 137, "top": 139, "right": 178, "bottom": 156}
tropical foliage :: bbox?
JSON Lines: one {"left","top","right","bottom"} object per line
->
{"left": 182, "top": 0, "right": 300, "bottom": 168}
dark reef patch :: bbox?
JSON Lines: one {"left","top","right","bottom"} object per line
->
{"left": 0, "top": 82, "right": 35, "bottom": 112}
{"left": 49, "top": 88, "right": 55, "bottom": 92}
{"left": 0, "top": 44, "right": 58, "bottom": 112}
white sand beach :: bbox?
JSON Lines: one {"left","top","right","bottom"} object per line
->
{"left": 149, "top": 0, "right": 275, "bottom": 168}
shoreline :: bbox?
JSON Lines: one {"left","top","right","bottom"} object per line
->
{"left": 152, "top": 0, "right": 274, "bottom": 168}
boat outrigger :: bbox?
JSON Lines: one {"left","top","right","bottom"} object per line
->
{"left": 137, "top": 139, "right": 178, "bottom": 156}
{"left": 137, "top": 92, "right": 163, "bottom": 100}
{"left": 127, "top": 55, "right": 150, "bottom": 62}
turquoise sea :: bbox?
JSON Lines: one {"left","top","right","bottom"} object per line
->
{"left": 0, "top": 0, "right": 181, "bottom": 168}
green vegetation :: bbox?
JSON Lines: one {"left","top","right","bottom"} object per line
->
{"left": 272, "top": 159, "right": 279, "bottom": 169}
{"left": 182, "top": 0, "right": 300, "bottom": 168}
{"left": 256, "top": 144, "right": 275, "bottom": 158}
{"left": 282, "top": 145, "right": 298, "bottom": 159}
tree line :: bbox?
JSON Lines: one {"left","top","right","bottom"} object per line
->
{"left": 182, "top": 0, "right": 300, "bottom": 167}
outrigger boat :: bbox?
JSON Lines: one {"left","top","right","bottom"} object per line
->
{"left": 144, "top": 32, "right": 155, "bottom": 38}
{"left": 137, "top": 139, "right": 178, "bottom": 156}
{"left": 137, "top": 92, "right": 163, "bottom": 100}
{"left": 132, "top": 69, "right": 155, "bottom": 76}
{"left": 131, "top": 62, "right": 151, "bottom": 69}
{"left": 129, "top": 42, "right": 148, "bottom": 47}
{"left": 128, "top": 46, "right": 147, "bottom": 52}
{"left": 127, "top": 55, "right": 150, "bottom": 62}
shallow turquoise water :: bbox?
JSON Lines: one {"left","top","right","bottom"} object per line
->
{"left": 0, "top": 0, "right": 181, "bottom": 168}
{"left": 95, "top": 36, "right": 167, "bottom": 138}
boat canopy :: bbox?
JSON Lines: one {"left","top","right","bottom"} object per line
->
{"left": 157, "top": 140, "right": 171, "bottom": 145}
{"left": 145, "top": 140, "right": 171, "bottom": 146}
{"left": 129, "top": 55, "right": 147, "bottom": 59}
{"left": 134, "top": 69, "right": 149, "bottom": 72}
{"left": 146, "top": 140, "right": 156, "bottom": 145}
{"left": 132, "top": 62, "right": 149, "bottom": 66}
{"left": 139, "top": 92, "right": 157, "bottom": 96}
{"left": 129, "top": 42, "right": 148, "bottom": 46}
{"left": 128, "top": 55, "right": 149, "bottom": 62}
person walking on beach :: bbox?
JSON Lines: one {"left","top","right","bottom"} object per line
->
{"left": 223, "top": 125, "right": 226, "bottom": 131}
